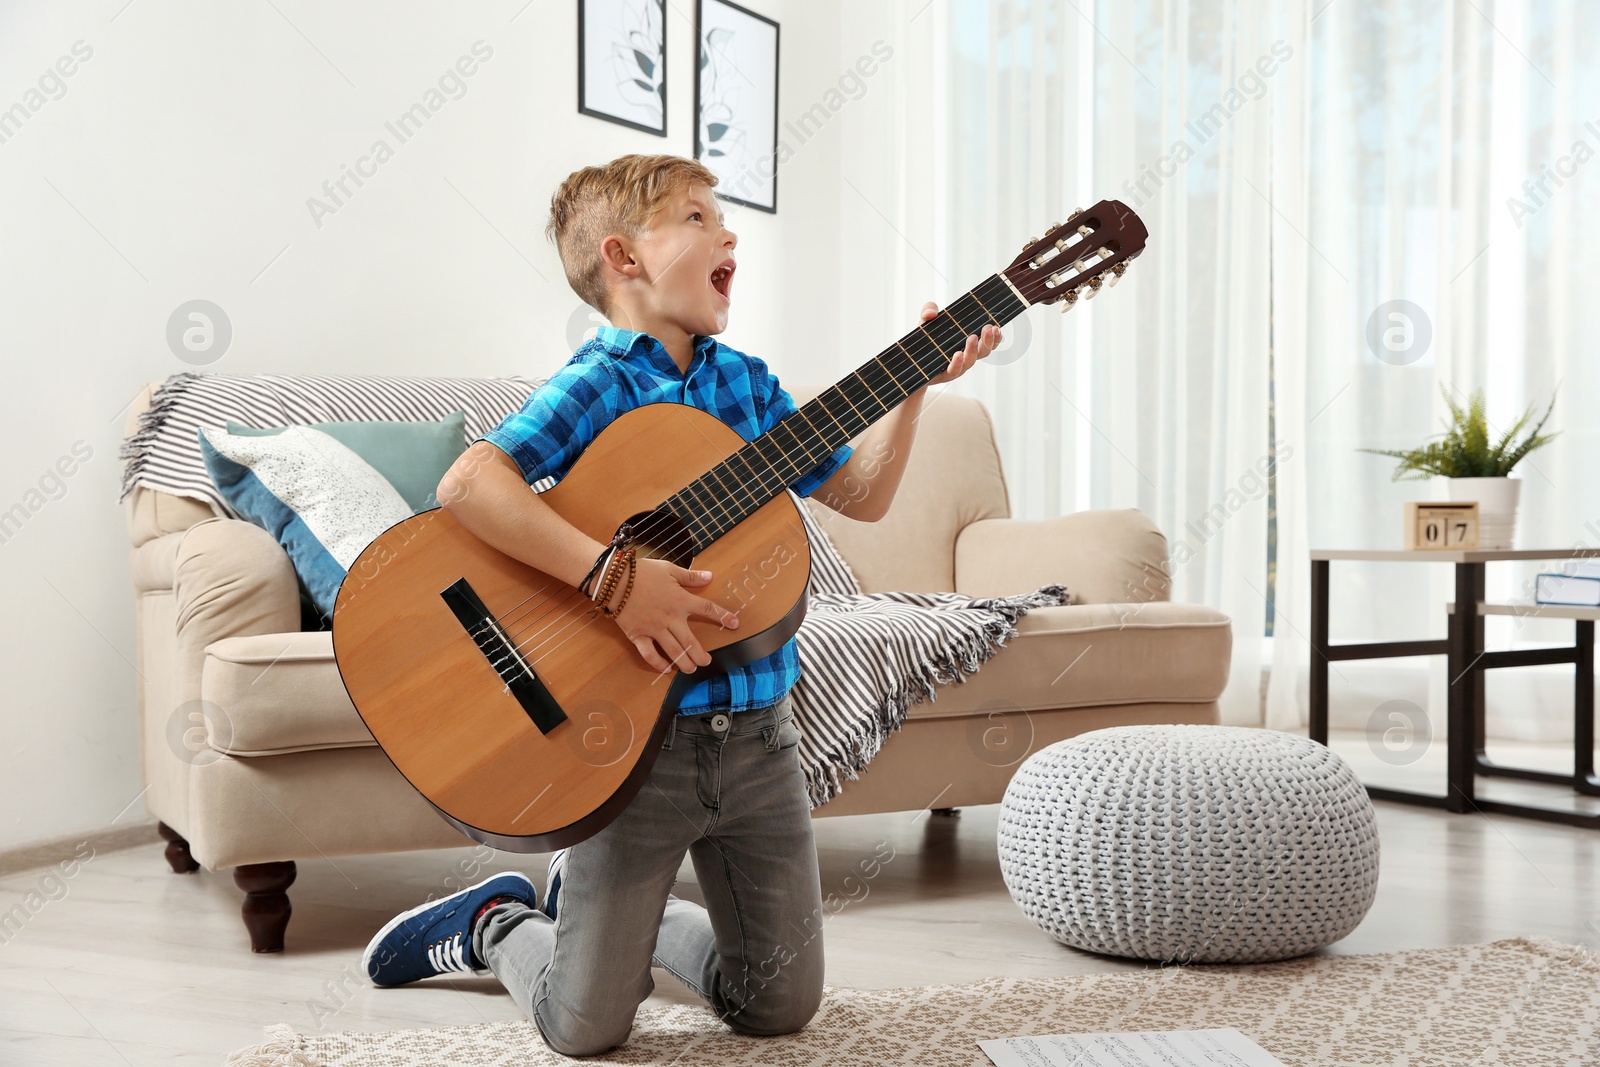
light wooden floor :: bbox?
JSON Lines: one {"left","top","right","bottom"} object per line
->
{"left": 3, "top": 730, "right": 1597, "bottom": 1066}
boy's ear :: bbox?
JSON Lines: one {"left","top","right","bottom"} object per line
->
{"left": 599, "top": 233, "right": 639, "bottom": 277}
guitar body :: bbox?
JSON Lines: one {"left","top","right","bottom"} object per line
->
{"left": 333, "top": 401, "right": 814, "bottom": 853}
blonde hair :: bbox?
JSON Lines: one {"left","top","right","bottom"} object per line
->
{"left": 545, "top": 154, "right": 720, "bottom": 316}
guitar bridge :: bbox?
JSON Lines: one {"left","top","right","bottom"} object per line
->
{"left": 440, "top": 578, "right": 568, "bottom": 735}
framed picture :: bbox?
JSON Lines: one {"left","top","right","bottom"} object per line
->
{"left": 695, "top": 0, "right": 779, "bottom": 213}
{"left": 578, "top": 0, "right": 667, "bottom": 136}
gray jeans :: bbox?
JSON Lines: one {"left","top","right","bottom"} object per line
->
{"left": 470, "top": 694, "right": 825, "bottom": 1057}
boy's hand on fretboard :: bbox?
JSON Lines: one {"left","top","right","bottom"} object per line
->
{"left": 919, "top": 300, "right": 1002, "bottom": 387}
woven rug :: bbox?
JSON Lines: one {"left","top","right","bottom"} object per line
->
{"left": 224, "top": 938, "right": 1598, "bottom": 1066}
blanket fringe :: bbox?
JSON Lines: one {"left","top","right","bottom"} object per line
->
{"left": 118, "top": 371, "right": 202, "bottom": 501}
{"left": 224, "top": 1024, "right": 319, "bottom": 1066}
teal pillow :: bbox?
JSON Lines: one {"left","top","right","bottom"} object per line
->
{"left": 225, "top": 412, "right": 467, "bottom": 513}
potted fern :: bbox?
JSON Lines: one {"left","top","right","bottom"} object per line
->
{"left": 1361, "top": 385, "right": 1558, "bottom": 549}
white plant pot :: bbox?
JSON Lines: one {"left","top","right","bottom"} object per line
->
{"left": 1447, "top": 476, "right": 1521, "bottom": 550}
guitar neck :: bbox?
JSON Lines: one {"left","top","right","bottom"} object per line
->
{"left": 664, "top": 272, "right": 1030, "bottom": 552}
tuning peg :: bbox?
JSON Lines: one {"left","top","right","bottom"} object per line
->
{"left": 1106, "top": 272, "right": 1119, "bottom": 287}
{"left": 1077, "top": 225, "right": 1092, "bottom": 236}
{"left": 1068, "top": 206, "right": 1084, "bottom": 221}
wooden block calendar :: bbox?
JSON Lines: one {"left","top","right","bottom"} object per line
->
{"left": 1404, "top": 501, "right": 1480, "bottom": 550}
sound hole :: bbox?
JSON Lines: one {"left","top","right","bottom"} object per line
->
{"left": 620, "top": 508, "right": 696, "bottom": 566}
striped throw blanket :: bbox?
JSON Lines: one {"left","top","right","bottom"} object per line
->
{"left": 119, "top": 372, "right": 551, "bottom": 510}
{"left": 121, "top": 373, "right": 1069, "bottom": 808}
{"left": 788, "top": 495, "right": 1068, "bottom": 808}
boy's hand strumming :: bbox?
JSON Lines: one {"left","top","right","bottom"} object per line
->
{"left": 599, "top": 559, "right": 741, "bottom": 674}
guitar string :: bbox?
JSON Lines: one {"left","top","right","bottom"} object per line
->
{"left": 491, "top": 338, "right": 924, "bottom": 644}
{"left": 481, "top": 252, "right": 1114, "bottom": 676}
{"left": 476, "top": 278, "right": 1033, "bottom": 679}
{"left": 485, "top": 244, "right": 1102, "bottom": 646}
{"left": 486, "top": 270, "right": 1031, "bottom": 648}
{"left": 475, "top": 299, "right": 1012, "bottom": 679}
{"left": 476, "top": 252, "right": 1108, "bottom": 678}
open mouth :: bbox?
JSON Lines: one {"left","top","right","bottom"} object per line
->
{"left": 710, "top": 262, "right": 735, "bottom": 302}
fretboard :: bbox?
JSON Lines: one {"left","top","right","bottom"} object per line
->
{"left": 664, "top": 272, "right": 1029, "bottom": 552}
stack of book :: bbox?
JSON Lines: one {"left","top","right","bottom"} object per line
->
{"left": 1535, "top": 559, "right": 1600, "bottom": 607}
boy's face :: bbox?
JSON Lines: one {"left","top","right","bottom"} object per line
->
{"left": 613, "top": 182, "right": 737, "bottom": 337}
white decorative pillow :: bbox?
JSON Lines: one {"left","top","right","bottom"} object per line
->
{"left": 198, "top": 426, "right": 413, "bottom": 619}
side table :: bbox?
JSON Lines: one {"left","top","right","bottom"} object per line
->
{"left": 1309, "top": 548, "right": 1600, "bottom": 828}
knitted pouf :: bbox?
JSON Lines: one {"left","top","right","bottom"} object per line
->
{"left": 997, "top": 724, "right": 1380, "bottom": 964}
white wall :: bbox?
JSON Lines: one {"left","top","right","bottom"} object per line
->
{"left": 0, "top": 0, "right": 854, "bottom": 852}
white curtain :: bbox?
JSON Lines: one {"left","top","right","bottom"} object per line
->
{"left": 840, "top": 0, "right": 1599, "bottom": 738}
{"left": 848, "top": 0, "right": 1278, "bottom": 725}
{"left": 1270, "top": 0, "right": 1600, "bottom": 741}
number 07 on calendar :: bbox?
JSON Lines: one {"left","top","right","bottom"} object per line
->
{"left": 1404, "top": 501, "right": 1480, "bottom": 550}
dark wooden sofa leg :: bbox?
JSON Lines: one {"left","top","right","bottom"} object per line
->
{"left": 234, "top": 861, "right": 297, "bottom": 953}
{"left": 157, "top": 822, "right": 200, "bottom": 874}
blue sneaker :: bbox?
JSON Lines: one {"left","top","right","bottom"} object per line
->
{"left": 362, "top": 871, "right": 535, "bottom": 987}
{"left": 542, "top": 849, "right": 568, "bottom": 921}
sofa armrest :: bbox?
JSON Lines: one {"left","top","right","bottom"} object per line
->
{"left": 954, "top": 508, "right": 1170, "bottom": 606}
{"left": 131, "top": 529, "right": 182, "bottom": 594}
{"left": 172, "top": 518, "right": 301, "bottom": 647}
{"left": 130, "top": 518, "right": 301, "bottom": 844}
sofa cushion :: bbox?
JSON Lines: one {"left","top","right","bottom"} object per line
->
{"left": 898, "top": 601, "right": 1232, "bottom": 719}
{"left": 225, "top": 412, "right": 467, "bottom": 513}
{"left": 201, "top": 600, "right": 1229, "bottom": 756}
{"left": 199, "top": 426, "right": 413, "bottom": 618}
{"left": 956, "top": 511, "right": 1172, "bottom": 606}
{"left": 789, "top": 388, "right": 1009, "bottom": 593}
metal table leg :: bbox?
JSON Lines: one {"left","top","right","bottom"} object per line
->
{"left": 1577, "top": 620, "right": 1599, "bottom": 797}
{"left": 1310, "top": 559, "right": 1329, "bottom": 746}
{"left": 1310, "top": 556, "right": 1452, "bottom": 810}
{"left": 1445, "top": 563, "right": 1483, "bottom": 813}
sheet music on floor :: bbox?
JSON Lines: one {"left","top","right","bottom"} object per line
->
{"left": 978, "top": 1027, "right": 1288, "bottom": 1066}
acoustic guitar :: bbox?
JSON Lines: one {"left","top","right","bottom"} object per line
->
{"left": 332, "top": 200, "right": 1148, "bottom": 852}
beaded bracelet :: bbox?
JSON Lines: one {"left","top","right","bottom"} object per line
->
{"left": 592, "top": 547, "right": 628, "bottom": 609}
{"left": 601, "top": 549, "right": 637, "bottom": 618}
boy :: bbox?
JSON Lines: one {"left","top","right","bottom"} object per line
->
{"left": 362, "top": 153, "right": 1000, "bottom": 1056}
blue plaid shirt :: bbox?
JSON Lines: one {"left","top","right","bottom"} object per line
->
{"left": 481, "top": 325, "right": 853, "bottom": 715}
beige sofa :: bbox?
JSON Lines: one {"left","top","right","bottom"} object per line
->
{"left": 124, "top": 380, "right": 1231, "bottom": 952}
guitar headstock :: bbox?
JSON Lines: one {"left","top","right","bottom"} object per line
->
{"left": 1004, "top": 200, "right": 1148, "bottom": 310}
